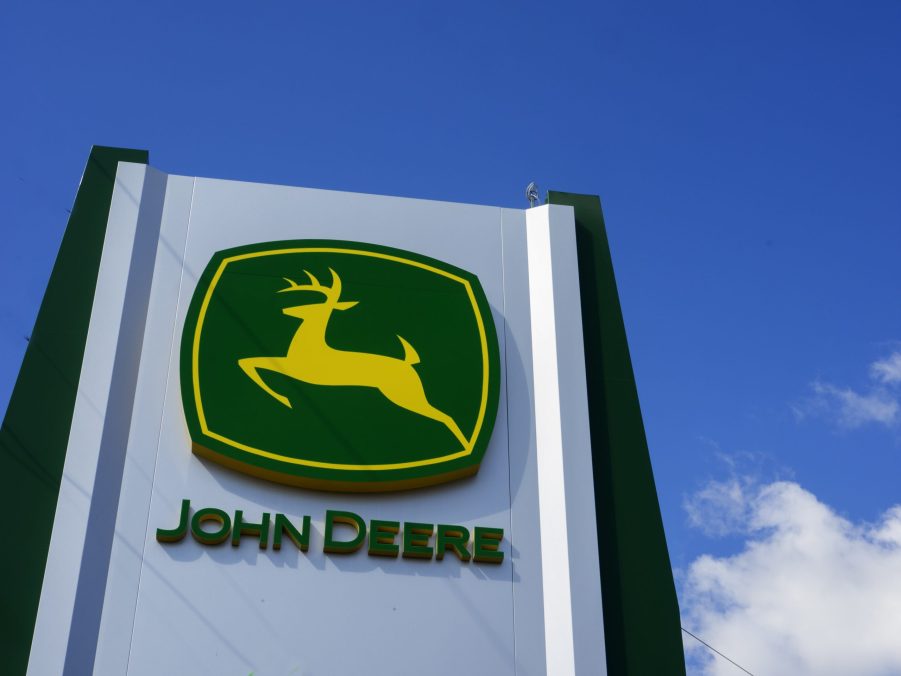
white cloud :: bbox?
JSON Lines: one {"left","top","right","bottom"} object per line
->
{"left": 809, "top": 381, "right": 899, "bottom": 428}
{"left": 796, "top": 349, "right": 901, "bottom": 430}
{"left": 684, "top": 477, "right": 752, "bottom": 537}
{"left": 871, "top": 352, "right": 901, "bottom": 385}
{"left": 682, "top": 481, "right": 901, "bottom": 675}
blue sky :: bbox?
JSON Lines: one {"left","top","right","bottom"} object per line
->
{"left": 3, "top": 2, "right": 900, "bottom": 672}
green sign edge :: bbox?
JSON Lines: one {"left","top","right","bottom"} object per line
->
{"left": 548, "top": 190, "right": 686, "bottom": 674}
{"left": 0, "top": 146, "right": 149, "bottom": 675}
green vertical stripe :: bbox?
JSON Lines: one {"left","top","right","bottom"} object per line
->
{"left": 0, "top": 146, "right": 148, "bottom": 675}
{"left": 547, "top": 191, "right": 686, "bottom": 675}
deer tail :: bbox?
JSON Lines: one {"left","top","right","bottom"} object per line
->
{"left": 397, "top": 335, "right": 420, "bottom": 365}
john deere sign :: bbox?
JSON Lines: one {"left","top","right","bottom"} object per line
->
{"left": 7, "top": 148, "right": 686, "bottom": 676}
{"left": 180, "top": 239, "right": 501, "bottom": 492}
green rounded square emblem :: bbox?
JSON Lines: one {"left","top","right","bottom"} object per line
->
{"left": 180, "top": 240, "right": 501, "bottom": 492}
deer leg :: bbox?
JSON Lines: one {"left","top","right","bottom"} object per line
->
{"left": 378, "top": 374, "right": 469, "bottom": 450}
{"left": 425, "top": 407, "right": 469, "bottom": 450}
{"left": 238, "top": 357, "right": 292, "bottom": 409}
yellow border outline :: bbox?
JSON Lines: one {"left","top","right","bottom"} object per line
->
{"left": 191, "top": 247, "right": 491, "bottom": 471}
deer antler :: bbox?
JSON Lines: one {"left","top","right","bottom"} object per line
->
{"left": 328, "top": 268, "right": 341, "bottom": 299}
{"left": 278, "top": 269, "right": 339, "bottom": 302}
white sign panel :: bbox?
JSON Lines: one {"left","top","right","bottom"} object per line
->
{"left": 28, "top": 163, "right": 606, "bottom": 676}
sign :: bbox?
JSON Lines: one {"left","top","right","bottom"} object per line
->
{"left": 181, "top": 239, "right": 500, "bottom": 491}
{"left": 4, "top": 147, "right": 686, "bottom": 676}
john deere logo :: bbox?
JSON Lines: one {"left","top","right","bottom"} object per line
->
{"left": 180, "top": 240, "right": 500, "bottom": 492}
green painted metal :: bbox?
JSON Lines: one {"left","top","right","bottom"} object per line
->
{"left": 547, "top": 191, "right": 686, "bottom": 675}
{"left": 0, "top": 146, "right": 148, "bottom": 675}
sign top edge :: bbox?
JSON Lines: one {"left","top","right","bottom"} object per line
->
{"left": 134, "top": 161, "right": 531, "bottom": 214}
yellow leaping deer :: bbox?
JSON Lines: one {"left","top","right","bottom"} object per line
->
{"left": 237, "top": 268, "right": 469, "bottom": 450}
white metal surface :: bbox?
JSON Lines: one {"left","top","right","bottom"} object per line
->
{"left": 28, "top": 163, "right": 166, "bottom": 676}
{"left": 30, "top": 167, "right": 607, "bottom": 675}
{"left": 542, "top": 206, "right": 607, "bottom": 675}
{"left": 526, "top": 206, "right": 607, "bottom": 676}
{"left": 93, "top": 174, "right": 196, "bottom": 675}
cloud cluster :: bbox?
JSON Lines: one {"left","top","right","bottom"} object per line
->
{"left": 871, "top": 353, "right": 901, "bottom": 386}
{"left": 794, "top": 350, "right": 901, "bottom": 429}
{"left": 808, "top": 381, "right": 898, "bottom": 427}
{"left": 682, "top": 480, "right": 901, "bottom": 675}
{"left": 684, "top": 476, "right": 753, "bottom": 537}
